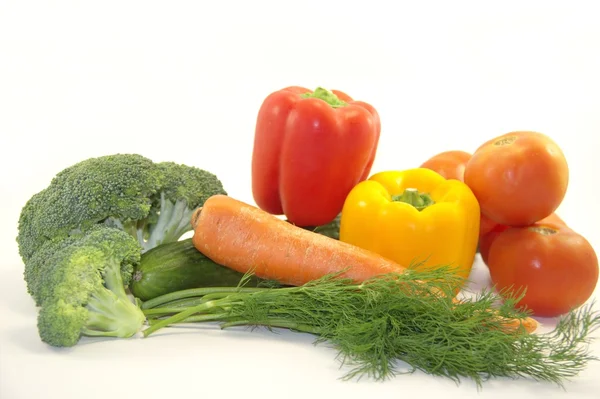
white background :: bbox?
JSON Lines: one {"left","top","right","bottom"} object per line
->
{"left": 1, "top": 1, "right": 600, "bottom": 398}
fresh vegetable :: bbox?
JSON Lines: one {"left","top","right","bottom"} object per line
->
{"left": 16, "top": 153, "right": 226, "bottom": 346}
{"left": 13, "top": 98, "right": 600, "bottom": 389}
{"left": 339, "top": 168, "right": 480, "bottom": 279}
{"left": 29, "top": 225, "right": 145, "bottom": 347}
{"left": 140, "top": 267, "right": 599, "bottom": 388}
{"left": 420, "top": 150, "right": 471, "bottom": 181}
{"left": 464, "top": 131, "right": 569, "bottom": 226}
{"left": 312, "top": 213, "right": 341, "bottom": 240}
{"left": 478, "top": 224, "right": 509, "bottom": 265}
{"left": 488, "top": 221, "right": 599, "bottom": 317}
{"left": 541, "top": 212, "right": 566, "bottom": 226}
{"left": 290, "top": 213, "right": 341, "bottom": 240}
{"left": 191, "top": 195, "right": 404, "bottom": 286}
{"left": 17, "top": 153, "right": 227, "bottom": 263}
{"left": 479, "top": 213, "right": 502, "bottom": 238}
{"left": 420, "top": 152, "right": 509, "bottom": 240}
{"left": 131, "top": 238, "right": 264, "bottom": 301}
{"left": 251, "top": 86, "right": 381, "bottom": 227}
{"left": 186, "top": 194, "right": 537, "bottom": 335}
{"left": 479, "top": 213, "right": 566, "bottom": 264}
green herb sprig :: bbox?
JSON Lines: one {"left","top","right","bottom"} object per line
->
{"left": 141, "top": 265, "right": 600, "bottom": 388}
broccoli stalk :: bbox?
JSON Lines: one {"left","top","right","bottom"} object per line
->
{"left": 141, "top": 161, "right": 227, "bottom": 252}
{"left": 143, "top": 192, "right": 197, "bottom": 251}
{"left": 106, "top": 193, "right": 197, "bottom": 253}
{"left": 83, "top": 256, "right": 145, "bottom": 337}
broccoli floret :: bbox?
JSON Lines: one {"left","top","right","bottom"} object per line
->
{"left": 17, "top": 153, "right": 227, "bottom": 262}
{"left": 25, "top": 225, "right": 138, "bottom": 306}
{"left": 24, "top": 234, "right": 80, "bottom": 305}
{"left": 33, "top": 226, "right": 145, "bottom": 347}
{"left": 17, "top": 154, "right": 162, "bottom": 262}
{"left": 105, "top": 161, "right": 227, "bottom": 252}
{"left": 37, "top": 300, "right": 88, "bottom": 347}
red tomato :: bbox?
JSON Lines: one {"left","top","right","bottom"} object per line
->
{"left": 464, "top": 131, "right": 569, "bottom": 226}
{"left": 541, "top": 212, "right": 566, "bottom": 226}
{"left": 479, "top": 213, "right": 566, "bottom": 265}
{"left": 421, "top": 151, "right": 505, "bottom": 239}
{"left": 479, "top": 224, "right": 509, "bottom": 265}
{"left": 487, "top": 222, "right": 598, "bottom": 317}
{"left": 420, "top": 150, "right": 472, "bottom": 182}
{"left": 479, "top": 213, "right": 502, "bottom": 238}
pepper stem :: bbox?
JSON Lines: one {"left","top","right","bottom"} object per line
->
{"left": 391, "top": 188, "right": 435, "bottom": 211}
{"left": 301, "top": 87, "right": 347, "bottom": 108}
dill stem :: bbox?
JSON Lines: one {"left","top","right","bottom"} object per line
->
{"left": 149, "top": 293, "right": 233, "bottom": 309}
{"left": 142, "top": 298, "right": 240, "bottom": 337}
{"left": 220, "top": 318, "right": 322, "bottom": 335}
{"left": 143, "top": 307, "right": 190, "bottom": 316}
{"left": 181, "top": 313, "right": 230, "bottom": 323}
{"left": 141, "top": 286, "right": 266, "bottom": 309}
{"left": 146, "top": 313, "right": 230, "bottom": 326}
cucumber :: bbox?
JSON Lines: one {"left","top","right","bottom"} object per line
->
{"left": 289, "top": 213, "right": 341, "bottom": 240}
{"left": 311, "top": 213, "right": 341, "bottom": 240}
{"left": 131, "top": 238, "right": 262, "bottom": 301}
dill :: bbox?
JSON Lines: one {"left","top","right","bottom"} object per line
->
{"left": 141, "top": 266, "right": 600, "bottom": 388}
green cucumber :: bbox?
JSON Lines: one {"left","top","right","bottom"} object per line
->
{"left": 131, "top": 238, "right": 262, "bottom": 301}
{"left": 288, "top": 213, "right": 341, "bottom": 240}
{"left": 311, "top": 213, "right": 341, "bottom": 240}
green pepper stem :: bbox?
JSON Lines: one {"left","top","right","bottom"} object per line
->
{"left": 391, "top": 188, "right": 435, "bottom": 211}
{"left": 301, "top": 87, "right": 347, "bottom": 108}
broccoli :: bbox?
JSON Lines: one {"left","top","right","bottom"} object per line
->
{"left": 32, "top": 226, "right": 146, "bottom": 347}
{"left": 17, "top": 153, "right": 227, "bottom": 262}
{"left": 16, "top": 153, "right": 227, "bottom": 346}
{"left": 105, "top": 161, "right": 227, "bottom": 252}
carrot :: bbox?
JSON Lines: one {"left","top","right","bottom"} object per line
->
{"left": 191, "top": 194, "right": 538, "bottom": 333}
{"left": 451, "top": 297, "right": 539, "bottom": 334}
{"left": 191, "top": 194, "right": 404, "bottom": 286}
{"left": 497, "top": 314, "right": 539, "bottom": 334}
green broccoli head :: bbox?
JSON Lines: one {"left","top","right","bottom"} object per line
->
{"left": 157, "top": 161, "right": 227, "bottom": 207}
{"left": 25, "top": 224, "right": 140, "bottom": 306}
{"left": 17, "top": 153, "right": 227, "bottom": 261}
{"left": 17, "top": 154, "right": 162, "bottom": 262}
{"left": 24, "top": 234, "right": 80, "bottom": 306}
{"left": 33, "top": 226, "right": 145, "bottom": 347}
{"left": 37, "top": 300, "right": 89, "bottom": 347}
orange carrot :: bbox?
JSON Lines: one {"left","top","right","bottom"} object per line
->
{"left": 451, "top": 297, "right": 539, "bottom": 334}
{"left": 191, "top": 194, "right": 405, "bottom": 286}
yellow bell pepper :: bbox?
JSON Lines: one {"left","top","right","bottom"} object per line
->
{"left": 339, "top": 168, "right": 480, "bottom": 279}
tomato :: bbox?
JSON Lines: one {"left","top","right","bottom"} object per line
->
{"left": 420, "top": 150, "right": 472, "bottom": 182}
{"left": 479, "top": 212, "right": 502, "bottom": 238}
{"left": 420, "top": 151, "right": 502, "bottom": 238}
{"left": 464, "top": 131, "right": 569, "bottom": 226}
{"left": 541, "top": 212, "right": 566, "bottom": 226}
{"left": 487, "top": 222, "right": 598, "bottom": 317}
{"left": 479, "top": 224, "right": 509, "bottom": 265}
{"left": 479, "top": 212, "right": 566, "bottom": 265}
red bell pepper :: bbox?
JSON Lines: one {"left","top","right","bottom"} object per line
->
{"left": 251, "top": 86, "right": 381, "bottom": 227}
